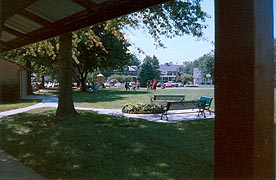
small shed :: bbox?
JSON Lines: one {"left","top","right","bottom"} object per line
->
{"left": 0, "top": 57, "right": 29, "bottom": 102}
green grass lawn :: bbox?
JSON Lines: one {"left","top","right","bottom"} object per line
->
{"left": 73, "top": 87, "right": 215, "bottom": 110}
{"left": 1, "top": 87, "right": 276, "bottom": 179}
{"left": 0, "top": 109, "right": 214, "bottom": 180}
{"left": 0, "top": 100, "right": 40, "bottom": 112}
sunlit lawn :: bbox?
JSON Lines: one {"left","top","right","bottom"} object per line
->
{"left": 73, "top": 87, "right": 215, "bottom": 110}
{"left": 1, "top": 87, "right": 276, "bottom": 179}
{"left": 0, "top": 100, "right": 39, "bottom": 112}
{"left": 0, "top": 109, "right": 214, "bottom": 180}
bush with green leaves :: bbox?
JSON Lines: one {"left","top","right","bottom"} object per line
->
{"left": 122, "top": 102, "right": 162, "bottom": 114}
{"left": 107, "top": 74, "right": 132, "bottom": 83}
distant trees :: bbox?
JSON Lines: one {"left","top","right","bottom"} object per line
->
{"left": 180, "top": 50, "right": 214, "bottom": 80}
{"left": 138, "top": 55, "right": 160, "bottom": 86}
{"left": 107, "top": 74, "right": 132, "bottom": 83}
{"left": 129, "top": 55, "right": 141, "bottom": 66}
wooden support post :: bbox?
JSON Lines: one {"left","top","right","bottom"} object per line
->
{"left": 215, "top": 0, "right": 274, "bottom": 179}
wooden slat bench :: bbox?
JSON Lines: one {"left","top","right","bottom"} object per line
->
{"left": 161, "top": 100, "right": 206, "bottom": 121}
{"left": 151, "top": 94, "right": 185, "bottom": 103}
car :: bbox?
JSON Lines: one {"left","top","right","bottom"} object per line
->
{"left": 171, "top": 82, "right": 178, "bottom": 87}
{"left": 157, "top": 82, "right": 164, "bottom": 87}
{"left": 104, "top": 82, "right": 111, "bottom": 87}
{"left": 114, "top": 82, "right": 122, "bottom": 87}
{"left": 164, "top": 81, "right": 172, "bottom": 87}
{"left": 176, "top": 82, "right": 184, "bottom": 87}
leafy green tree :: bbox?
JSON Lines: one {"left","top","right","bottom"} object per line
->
{"left": 179, "top": 74, "right": 194, "bottom": 84}
{"left": 72, "top": 24, "right": 132, "bottom": 91}
{"left": 151, "top": 55, "right": 161, "bottom": 79}
{"left": 181, "top": 50, "right": 214, "bottom": 80}
{"left": 4, "top": 38, "right": 59, "bottom": 91}
{"left": 138, "top": 55, "right": 160, "bottom": 86}
{"left": 179, "top": 61, "right": 194, "bottom": 75}
{"left": 107, "top": 74, "right": 132, "bottom": 83}
{"left": 130, "top": 55, "right": 141, "bottom": 66}
{"left": 119, "top": 0, "right": 209, "bottom": 47}
{"left": 197, "top": 51, "right": 214, "bottom": 78}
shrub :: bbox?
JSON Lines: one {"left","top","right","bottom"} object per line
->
{"left": 122, "top": 102, "right": 162, "bottom": 114}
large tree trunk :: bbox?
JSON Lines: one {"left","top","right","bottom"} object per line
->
{"left": 80, "top": 78, "right": 86, "bottom": 92}
{"left": 56, "top": 32, "right": 78, "bottom": 117}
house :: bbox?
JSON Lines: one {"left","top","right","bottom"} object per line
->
{"left": 0, "top": 57, "right": 29, "bottom": 102}
{"left": 193, "top": 68, "right": 204, "bottom": 85}
{"left": 123, "top": 66, "right": 138, "bottom": 81}
{"left": 159, "top": 64, "right": 179, "bottom": 82}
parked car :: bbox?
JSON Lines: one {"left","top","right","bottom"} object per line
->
{"left": 176, "top": 82, "right": 184, "bottom": 87}
{"left": 157, "top": 82, "right": 164, "bottom": 87}
{"left": 164, "top": 81, "right": 173, "bottom": 87}
{"left": 171, "top": 82, "right": 178, "bottom": 87}
{"left": 114, "top": 82, "right": 122, "bottom": 87}
{"left": 104, "top": 82, "right": 111, "bottom": 87}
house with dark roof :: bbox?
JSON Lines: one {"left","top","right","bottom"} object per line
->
{"left": 0, "top": 57, "right": 29, "bottom": 102}
{"left": 123, "top": 66, "right": 138, "bottom": 81}
{"left": 159, "top": 64, "right": 179, "bottom": 82}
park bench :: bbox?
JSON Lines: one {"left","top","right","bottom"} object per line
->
{"left": 200, "top": 96, "right": 213, "bottom": 114}
{"left": 160, "top": 99, "right": 206, "bottom": 121}
{"left": 151, "top": 94, "right": 185, "bottom": 103}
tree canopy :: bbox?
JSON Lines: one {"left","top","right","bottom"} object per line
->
{"left": 179, "top": 50, "right": 214, "bottom": 79}
{"left": 72, "top": 24, "right": 132, "bottom": 91}
{"left": 138, "top": 55, "right": 161, "bottom": 86}
{"left": 119, "top": 0, "right": 209, "bottom": 47}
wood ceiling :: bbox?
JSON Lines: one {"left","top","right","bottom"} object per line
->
{"left": 0, "top": 0, "right": 170, "bottom": 53}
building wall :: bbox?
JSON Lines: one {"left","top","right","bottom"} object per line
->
{"left": 0, "top": 57, "right": 22, "bottom": 102}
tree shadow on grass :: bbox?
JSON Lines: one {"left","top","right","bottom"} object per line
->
{"left": 0, "top": 110, "right": 214, "bottom": 180}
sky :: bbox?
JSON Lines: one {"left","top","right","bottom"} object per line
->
{"left": 125, "top": 0, "right": 276, "bottom": 65}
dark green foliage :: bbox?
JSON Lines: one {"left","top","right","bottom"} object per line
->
{"left": 138, "top": 55, "right": 160, "bottom": 86}
{"left": 180, "top": 50, "right": 214, "bottom": 78}
{"left": 73, "top": 24, "right": 132, "bottom": 91}
{"left": 130, "top": 55, "right": 141, "bottom": 66}
{"left": 119, "top": 0, "right": 209, "bottom": 47}
{"left": 107, "top": 74, "right": 132, "bottom": 83}
{"left": 122, "top": 102, "right": 162, "bottom": 114}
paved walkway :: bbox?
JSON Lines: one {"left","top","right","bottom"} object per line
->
{"left": 0, "top": 95, "right": 215, "bottom": 179}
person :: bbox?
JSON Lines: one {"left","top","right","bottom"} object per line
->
{"left": 135, "top": 80, "right": 140, "bottom": 90}
{"left": 152, "top": 79, "right": 157, "bottom": 91}
{"left": 125, "top": 81, "right": 130, "bottom": 91}
{"left": 147, "top": 80, "right": 151, "bottom": 91}
{"left": 93, "top": 82, "right": 98, "bottom": 92}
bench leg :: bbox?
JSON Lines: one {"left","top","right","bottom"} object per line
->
{"left": 161, "top": 112, "right": 168, "bottom": 121}
{"left": 198, "top": 109, "right": 206, "bottom": 118}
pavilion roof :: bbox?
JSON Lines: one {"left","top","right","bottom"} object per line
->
{"left": 1, "top": 0, "right": 169, "bottom": 53}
